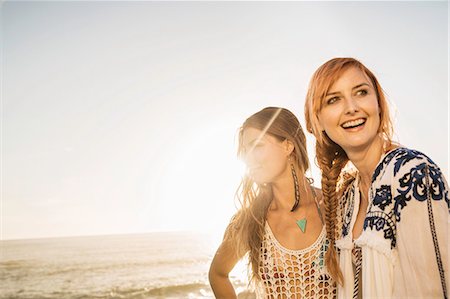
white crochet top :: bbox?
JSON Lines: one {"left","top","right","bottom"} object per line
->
{"left": 256, "top": 223, "right": 337, "bottom": 298}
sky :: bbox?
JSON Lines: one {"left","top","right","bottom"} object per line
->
{"left": 1, "top": 1, "right": 448, "bottom": 240}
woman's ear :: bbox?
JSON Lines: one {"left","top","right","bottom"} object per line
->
{"left": 284, "top": 139, "right": 295, "bottom": 156}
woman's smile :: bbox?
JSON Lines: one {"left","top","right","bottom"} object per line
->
{"left": 341, "top": 118, "right": 366, "bottom": 129}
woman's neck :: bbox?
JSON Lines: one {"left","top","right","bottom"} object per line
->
{"left": 271, "top": 168, "right": 307, "bottom": 211}
{"left": 346, "top": 136, "right": 385, "bottom": 185}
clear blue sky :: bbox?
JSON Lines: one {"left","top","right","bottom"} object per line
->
{"left": 2, "top": 1, "right": 448, "bottom": 240}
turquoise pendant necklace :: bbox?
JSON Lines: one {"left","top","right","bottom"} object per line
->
{"left": 296, "top": 218, "right": 307, "bottom": 233}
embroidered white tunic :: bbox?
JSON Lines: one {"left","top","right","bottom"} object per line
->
{"left": 257, "top": 223, "right": 337, "bottom": 298}
{"left": 336, "top": 147, "right": 449, "bottom": 298}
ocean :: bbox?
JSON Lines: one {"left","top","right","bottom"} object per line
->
{"left": 0, "top": 231, "right": 253, "bottom": 299}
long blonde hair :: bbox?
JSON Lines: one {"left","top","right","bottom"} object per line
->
{"left": 224, "top": 107, "right": 310, "bottom": 283}
{"left": 304, "top": 58, "right": 394, "bottom": 285}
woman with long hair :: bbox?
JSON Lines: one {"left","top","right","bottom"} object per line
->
{"left": 304, "top": 57, "right": 448, "bottom": 298}
{"left": 209, "top": 107, "right": 336, "bottom": 298}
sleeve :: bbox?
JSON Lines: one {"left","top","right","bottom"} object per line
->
{"left": 392, "top": 155, "right": 449, "bottom": 298}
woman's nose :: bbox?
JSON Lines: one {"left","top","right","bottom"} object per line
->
{"left": 344, "top": 96, "right": 359, "bottom": 114}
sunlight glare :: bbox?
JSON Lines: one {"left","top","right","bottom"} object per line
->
{"left": 155, "top": 121, "right": 246, "bottom": 236}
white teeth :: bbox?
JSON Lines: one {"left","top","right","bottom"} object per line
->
{"left": 342, "top": 118, "right": 365, "bottom": 128}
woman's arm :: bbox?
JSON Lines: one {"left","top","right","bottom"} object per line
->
{"left": 391, "top": 153, "right": 449, "bottom": 297}
{"left": 209, "top": 238, "right": 242, "bottom": 299}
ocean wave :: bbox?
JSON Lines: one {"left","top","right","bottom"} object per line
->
{"left": 0, "top": 233, "right": 236, "bottom": 298}
{"left": 0, "top": 256, "right": 211, "bottom": 279}
{"left": 1, "top": 255, "right": 210, "bottom": 269}
{"left": 0, "top": 259, "right": 35, "bottom": 270}
{"left": 146, "top": 282, "right": 211, "bottom": 297}
{"left": 0, "top": 283, "right": 214, "bottom": 299}
{"left": 0, "top": 286, "right": 257, "bottom": 299}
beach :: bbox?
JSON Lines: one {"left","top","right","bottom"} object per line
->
{"left": 0, "top": 231, "right": 253, "bottom": 299}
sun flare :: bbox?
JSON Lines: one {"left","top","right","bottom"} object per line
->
{"left": 155, "top": 122, "right": 246, "bottom": 237}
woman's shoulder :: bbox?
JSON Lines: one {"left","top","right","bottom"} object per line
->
{"left": 364, "top": 146, "right": 449, "bottom": 250}
{"left": 373, "top": 146, "right": 442, "bottom": 181}
{"left": 388, "top": 146, "right": 435, "bottom": 162}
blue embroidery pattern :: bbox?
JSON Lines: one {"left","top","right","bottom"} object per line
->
{"left": 364, "top": 211, "right": 397, "bottom": 247}
{"left": 428, "top": 163, "right": 449, "bottom": 207}
{"left": 372, "top": 185, "right": 392, "bottom": 210}
{"left": 342, "top": 148, "right": 449, "bottom": 249}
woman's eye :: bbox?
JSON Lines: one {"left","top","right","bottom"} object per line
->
{"left": 356, "top": 89, "right": 368, "bottom": 96}
{"left": 326, "top": 96, "right": 339, "bottom": 105}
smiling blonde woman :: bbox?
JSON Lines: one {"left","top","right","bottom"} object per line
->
{"left": 304, "top": 58, "right": 449, "bottom": 299}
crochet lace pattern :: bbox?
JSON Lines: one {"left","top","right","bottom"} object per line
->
{"left": 257, "top": 224, "right": 337, "bottom": 298}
